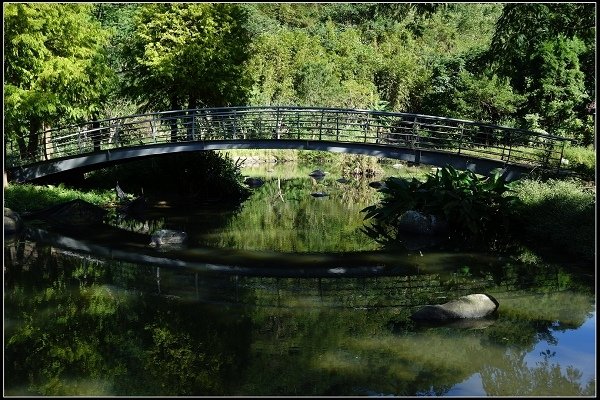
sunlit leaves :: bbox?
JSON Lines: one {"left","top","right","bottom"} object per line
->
{"left": 121, "top": 3, "right": 252, "bottom": 110}
{"left": 488, "top": 4, "right": 594, "bottom": 137}
{"left": 4, "top": 3, "right": 114, "bottom": 158}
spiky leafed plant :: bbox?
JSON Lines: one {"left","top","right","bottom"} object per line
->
{"left": 361, "top": 165, "right": 520, "bottom": 247}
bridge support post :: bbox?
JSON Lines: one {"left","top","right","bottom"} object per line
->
{"left": 414, "top": 150, "right": 421, "bottom": 165}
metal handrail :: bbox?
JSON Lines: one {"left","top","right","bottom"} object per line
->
{"left": 5, "top": 106, "right": 573, "bottom": 173}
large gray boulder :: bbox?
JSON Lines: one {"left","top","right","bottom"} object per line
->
{"left": 4, "top": 207, "right": 23, "bottom": 235}
{"left": 397, "top": 210, "right": 447, "bottom": 235}
{"left": 149, "top": 229, "right": 188, "bottom": 249}
{"left": 411, "top": 293, "right": 499, "bottom": 322}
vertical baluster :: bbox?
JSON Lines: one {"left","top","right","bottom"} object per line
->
{"left": 275, "top": 107, "right": 281, "bottom": 139}
{"left": 557, "top": 139, "right": 566, "bottom": 175}
{"left": 150, "top": 117, "right": 157, "bottom": 143}
{"left": 297, "top": 111, "right": 300, "bottom": 140}
{"left": 319, "top": 111, "right": 323, "bottom": 141}
{"left": 506, "top": 129, "right": 513, "bottom": 164}
{"left": 457, "top": 124, "right": 464, "bottom": 155}
{"left": 192, "top": 110, "right": 196, "bottom": 140}
{"left": 336, "top": 112, "right": 339, "bottom": 142}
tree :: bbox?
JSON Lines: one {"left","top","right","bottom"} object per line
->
{"left": 120, "top": 4, "right": 253, "bottom": 112}
{"left": 421, "top": 52, "right": 525, "bottom": 125}
{"left": 488, "top": 3, "right": 595, "bottom": 139}
{"left": 4, "top": 3, "right": 114, "bottom": 160}
{"left": 247, "top": 21, "right": 386, "bottom": 109}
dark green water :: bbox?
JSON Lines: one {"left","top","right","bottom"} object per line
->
{"left": 3, "top": 163, "right": 596, "bottom": 396}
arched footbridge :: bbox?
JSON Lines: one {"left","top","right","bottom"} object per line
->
{"left": 5, "top": 106, "right": 573, "bottom": 183}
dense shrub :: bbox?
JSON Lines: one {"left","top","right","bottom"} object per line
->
{"left": 562, "top": 144, "right": 595, "bottom": 181}
{"left": 79, "top": 151, "right": 250, "bottom": 202}
{"left": 510, "top": 178, "right": 595, "bottom": 261}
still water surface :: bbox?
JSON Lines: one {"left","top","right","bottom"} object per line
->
{"left": 3, "top": 162, "right": 596, "bottom": 396}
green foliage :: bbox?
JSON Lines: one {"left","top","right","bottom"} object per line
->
{"left": 362, "top": 165, "right": 519, "bottom": 245}
{"left": 3, "top": 2, "right": 595, "bottom": 167}
{"left": 247, "top": 23, "right": 381, "bottom": 109}
{"left": 526, "top": 36, "right": 588, "bottom": 137}
{"left": 4, "top": 183, "right": 115, "bottom": 213}
{"left": 297, "top": 150, "right": 336, "bottom": 166}
{"left": 120, "top": 3, "right": 252, "bottom": 111}
{"left": 561, "top": 145, "right": 596, "bottom": 181}
{"left": 488, "top": 4, "right": 594, "bottom": 138}
{"left": 421, "top": 53, "right": 525, "bottom": 124}
{"left": 510, "top": 178, "right": 595, "bottom": 261}
{"left": 4, "top": 3, "right": 115, "bottom": 158}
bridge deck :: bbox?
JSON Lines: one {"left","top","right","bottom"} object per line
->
{"left": 5, "top": 106, "right": 571, "bottom": 182}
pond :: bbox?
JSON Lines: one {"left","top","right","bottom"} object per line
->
{"left": 3, "top": 159, "right": 596, "bottom": 396}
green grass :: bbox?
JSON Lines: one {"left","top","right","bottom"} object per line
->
{"left": 4, "top": 183, "right": 116, "bottom": 213}
{"left": 562, "top": 144, "right": 595, "bottom": 181}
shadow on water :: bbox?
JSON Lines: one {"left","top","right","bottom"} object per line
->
{"left": 21, "top": 224, "right": 510, "bottom": 278}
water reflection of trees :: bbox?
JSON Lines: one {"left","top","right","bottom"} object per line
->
{"left": 4, "top": 247, "right": 251, "bottom": 396}
{"left": 481, "top": 349, "right": 595, "bottom": 396}
{"left": 3, "top": 240, "right": 595, "bottom": 396}
{"left": 202, "top": 176, "right": 383, "bottom": 252}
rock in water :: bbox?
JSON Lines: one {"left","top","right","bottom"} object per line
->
{"left": 368, "top": 181, "right": 386, "bottom": 189}
{"left": 149, "top": 229, "right": 188, "bottom": 248}
{"left": 244, "top": 177, "right": 264, "bottom": 187}
{"left": 411, "top": 293, "right": 499, "bottom": 321}
{"left": 4, "top": 207, "right": 23, "bottom": 235}
{"left": 397, "top": 210, "right": 447, "bottom": 235}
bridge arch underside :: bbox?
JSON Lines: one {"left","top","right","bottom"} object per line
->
{"left": 7, "top": 139, "right": 534, "bottom": 183}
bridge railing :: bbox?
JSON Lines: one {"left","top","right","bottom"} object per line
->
{"left": 5, "top": 106, "right": 571, "bottom": 173}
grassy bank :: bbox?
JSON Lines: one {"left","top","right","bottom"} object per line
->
{"left": 4, "top": 183, "right": 115, "bottom": 213}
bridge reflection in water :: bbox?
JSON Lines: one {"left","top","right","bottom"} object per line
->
{"left": 12, "top": 226, "right": 586, "bottom": 312}
{"left": 6, "top": 106, "right": 572, "bottom": 183}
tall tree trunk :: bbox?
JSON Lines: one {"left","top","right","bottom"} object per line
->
{"left": 25, "top": 117, "right": 42, "bottom": 161}
{"left": 170, "top": 95, "right": 180, "bottom": 143}
{"left": 91, "top": 113, "right": 101, "bottom": 152}
{"left": 16, "top": 136, "right": 27, "bottom": 161}
{"left": 186, "top": 95, "right": 197, "bottom": 140}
